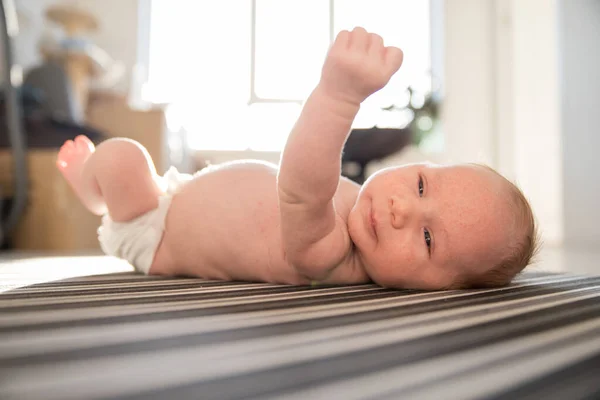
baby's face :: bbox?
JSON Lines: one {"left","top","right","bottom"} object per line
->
{"left": 348, "top": 163, "right": 515, "bottom": 290}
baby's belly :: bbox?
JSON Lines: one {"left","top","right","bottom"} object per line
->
{"left": 159, "top": 161, "right": 308, "bottom": 284}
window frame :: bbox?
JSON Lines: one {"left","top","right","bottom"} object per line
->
{"left": 248, "top": 0, "right": 335, "bottom": 105}
{"left": 138, "top": 0, "right": 441, "bottom": 154}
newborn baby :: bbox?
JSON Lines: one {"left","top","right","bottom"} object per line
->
{"left": 57, "top": 27, "right": 538, "bottom": 290}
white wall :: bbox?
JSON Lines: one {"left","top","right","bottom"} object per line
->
{"left": 9, "top": 0, "right": 139, "bottom": 94}
{"left": 559, "top": 0, "right": 600, "bottom": 249}
{"left": 507, "top": 0, "right": 563, "bottom": 246}
{"left": 442, "top": 0, "right": 497, "bottom": 166}
{"left": 443, "top": 0, "right": 564, "bottom": 247}
{"left": 444, "top": 0, "right": 600, "bottom": 253}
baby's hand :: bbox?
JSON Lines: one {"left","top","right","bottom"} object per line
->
{"left": 320, "top": 27, "right": 404, "bottom": 105}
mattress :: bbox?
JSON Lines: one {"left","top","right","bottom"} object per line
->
{"left": 1, "top": 264, "right": 599, "bottom": 399}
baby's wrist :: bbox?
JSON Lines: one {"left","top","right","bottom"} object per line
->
{"left": 312, "top": 84, "right": 362, "bottom": 120}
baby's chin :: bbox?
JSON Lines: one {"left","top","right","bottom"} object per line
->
{"left": 355, "top": 256, "right": 397, "bottom": 288}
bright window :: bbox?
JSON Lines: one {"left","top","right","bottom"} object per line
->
{"left": 145, "top": 0, "right": 431, "bottom": 151}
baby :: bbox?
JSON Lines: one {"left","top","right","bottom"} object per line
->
{"left": 57, "top": 28, "right": 539, "bottom": 290}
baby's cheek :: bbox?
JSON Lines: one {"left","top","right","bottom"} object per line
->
{"left": 384, "top": 246, "right": 418, "bottom": 277}
{"left": 396, "top": 244, "right": 418, "bottom": 266}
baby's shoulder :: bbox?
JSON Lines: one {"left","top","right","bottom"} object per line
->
{"left": 335, "top": 176, "right": 361, "bottom": 200}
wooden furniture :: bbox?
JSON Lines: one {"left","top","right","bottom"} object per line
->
{"left": 0, "top": 149, "right": 101, "bottom": 251}
{"left": 86, "top": 92, "right": 168, "bottom": 174}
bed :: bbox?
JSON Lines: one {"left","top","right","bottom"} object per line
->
{"left": 0, "top": 255, "right": 599, "bottom": 399}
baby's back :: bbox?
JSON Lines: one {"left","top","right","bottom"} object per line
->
{"left": 158, "top": 161, "right": 309, "bottom": 284}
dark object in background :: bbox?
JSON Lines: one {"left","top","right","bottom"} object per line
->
{"left": 0, "top": 0, "right": 26, "bottom": 245}
{"left": 24, "top": 61, "right": 83, "bottom": 124}
{"left": 0, "top": 84, "right": 105, "bottom": 148}
{"left": 342, "top": 126, "right": 412, "bottom": 184}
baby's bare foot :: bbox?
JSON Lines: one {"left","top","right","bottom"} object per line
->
{"left": 57, "top": 135, "right": 95, "bottom": 197}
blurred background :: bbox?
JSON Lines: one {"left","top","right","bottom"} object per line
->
{"left": 0, "top": 0, "right": 598, "bottom": 274}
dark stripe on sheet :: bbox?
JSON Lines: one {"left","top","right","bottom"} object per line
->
{"left": 373, "top": 325, "right": 600, "bottom": 399}
{"left": 489, "top": 352, "right": 600, "bottom": 400}
{"left": 0, "top": 280, "right": 269, "bottom": 299}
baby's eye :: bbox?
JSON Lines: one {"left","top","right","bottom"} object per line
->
{"left": 424, "top": 229, "right": 432, "bottom": 253}
{"left": 418, "top": 175, "right": 424, "bottom": 197}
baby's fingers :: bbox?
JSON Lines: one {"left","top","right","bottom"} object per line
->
{"left": 384, "top": 46, "right": 404, "bottom": 77}
{"left": 333, "top": 29, "right": 350, "bottom": 49}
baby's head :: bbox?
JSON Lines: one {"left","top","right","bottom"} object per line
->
{"left": 347, "top": 163, "right": 539, "bottom": 290}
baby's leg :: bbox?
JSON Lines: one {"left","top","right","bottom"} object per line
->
{"left": 57, "top": 136, "right": 164, "bottom": 222}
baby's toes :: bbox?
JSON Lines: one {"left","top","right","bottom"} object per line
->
{"left": 74, "top": 135, "right": 95, "bottom": 153}
{"left": 57, "top": 140, "right": 75, "bottom": 164}
{"left": 56, "top": 143, "right": 72, "bottom": 170}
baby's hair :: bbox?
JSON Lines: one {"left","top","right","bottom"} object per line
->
{"left": 463, "top": 164, "right": 541, "bottom": 289}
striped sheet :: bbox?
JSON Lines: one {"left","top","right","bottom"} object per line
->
{"left": 1, "top": 268, "right": 599, "bottom": 400}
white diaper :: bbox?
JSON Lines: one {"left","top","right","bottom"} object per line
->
{"left": 97, "top": 166, "right": 193, "bottom": 274}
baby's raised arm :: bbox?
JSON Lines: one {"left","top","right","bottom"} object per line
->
{"left": 277, "top": 27, "right": 403, "bottom": 281}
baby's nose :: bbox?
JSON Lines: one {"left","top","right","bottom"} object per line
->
{"left": 389, "top": 195, "right": 414, "bottom": 229}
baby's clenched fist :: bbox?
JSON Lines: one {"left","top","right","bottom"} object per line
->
{"left": 320, "top": 27, "right": 404, "bottom": 105}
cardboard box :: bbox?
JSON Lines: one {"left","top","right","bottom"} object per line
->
{"left": 0, "top": 149, "right": 101, "bottom": 250}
